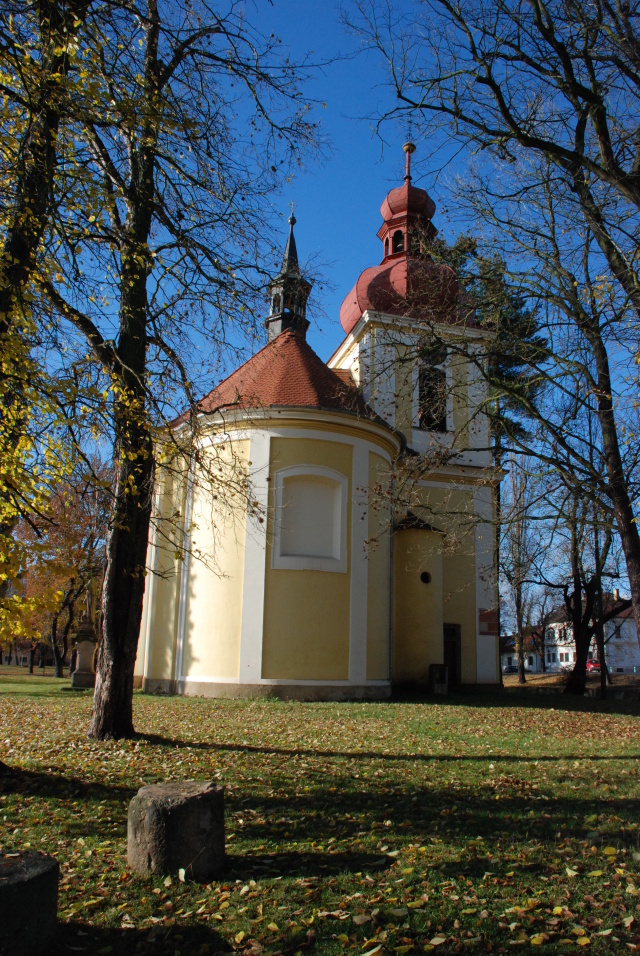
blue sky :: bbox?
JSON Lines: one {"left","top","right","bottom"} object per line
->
{"left": 251, "top": 0, "right": 459, "bottom": 360}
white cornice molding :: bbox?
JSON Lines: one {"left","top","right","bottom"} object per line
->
{"left": 190, "top": 406, "right": 404, "bottom": 455}
{"left": 328, "top": 310, "right": 494, "bottom": 368}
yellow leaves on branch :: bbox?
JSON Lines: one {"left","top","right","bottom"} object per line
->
{"left": 0, "top": 325, "right": 98, "bottom": 636}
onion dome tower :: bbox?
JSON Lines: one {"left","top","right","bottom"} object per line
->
{"left": 377, "top": 142, "right": 436, "bottom": 258}
{"left": 266, "top": 212, "right": 313, "bottom": 341}
{"left": 339, "top": 143, "right": 461, "bottom": 334}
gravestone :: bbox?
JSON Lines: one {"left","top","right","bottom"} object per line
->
{"left": 127, "top": 781, "right": 224, "bottom": 882}
{"left": 71, "top": 591, "right": 96, "bottom": 689}
{"left": 0, "top": 851, "right": 59, "bottom": 955}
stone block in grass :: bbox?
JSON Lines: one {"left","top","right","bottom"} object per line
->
{"left": 127, "top": 781, "right": 224, "bottom": 882}
{"left": 0, "top": 850, "right": 59, "bottom": 955}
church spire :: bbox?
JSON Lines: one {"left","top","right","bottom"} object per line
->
{"left": 281, "top": 209, "right": 300, "bottom": 272}
{"left": 266, "top": 210, "right": 312, "bottom": 341}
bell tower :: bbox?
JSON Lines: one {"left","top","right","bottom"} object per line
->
{"left": 266, "top": 212, "right": 313, "bottom": 341}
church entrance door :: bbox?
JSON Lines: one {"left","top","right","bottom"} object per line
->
{"left": 443, "top": 624, "right": 461, "bottom": 689}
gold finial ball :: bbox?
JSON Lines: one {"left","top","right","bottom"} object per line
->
{"left": 403, "top": 141, "right": 416, "bottom": 154}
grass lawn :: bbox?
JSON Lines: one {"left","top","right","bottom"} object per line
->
{"left": 1, "top": 680, "right": 639, "bottom": 955}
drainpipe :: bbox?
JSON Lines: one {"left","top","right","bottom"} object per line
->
{"left": 388, "top": 478, "right": 395, "bottom": 689}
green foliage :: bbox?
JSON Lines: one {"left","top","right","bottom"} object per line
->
{"left": 433, "top": 236, "right": 550, "bottom": 452}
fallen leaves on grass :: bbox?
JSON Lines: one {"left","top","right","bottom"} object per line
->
{"left": 1, "top": 687, "right": 640, "bottom": 954}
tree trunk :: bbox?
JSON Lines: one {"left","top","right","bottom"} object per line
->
{"left": 515, "top": 585, "right": 526, "bottom": 684}
{"left": 87, "top": 226, "right": 155, "bottom": 738}
{"left": 593, "top": 587, "right": 607, "bottom": 700}
{"left": 565, "top": 635, "right": 590, "bottom": 695}
{"left": 87, "top": 237, "right": 155, "bottom": 738}
{"left": 564, "top": 504, "right": 589, "bottom": 696}
{"left": 583, "top": 330, "right": 640, "bottom": 655}
{"left": 591, "top": 507, "right": 607, "bottom": 699}
{"left": 52, "top": 644, "right": 64, "bottom": 679}
{"left": 87, "top": 0, "right": 159, "bottom": 739}
{"left": 88, "top": 438, "right": 153, "bottom": 738}
{"left": 28, "top": 646, "right": 34, "bottom": 674}
{"left": 494, "top": 429, "right": 503, "bottom": 686}
{"left": 51, "top": 614, "right": 64, "bottom": 677}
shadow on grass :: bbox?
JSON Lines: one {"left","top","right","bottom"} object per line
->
{"left": 0, "top": 764, "right": 135, "bottom": 802}
{"left": 224, "top": 787, "right": 640, "bottom": 850}
{"left": 53, "top": 919, "right": 229, "bottom": 955}
{"left": 138, "top": 732, "right": 640, "bottom": 765}
{"left": 226, "top": 849, "right": 391, "bottom": 880}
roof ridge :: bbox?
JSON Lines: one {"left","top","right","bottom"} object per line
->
{"left": 172, "top": 329, "right": 385, "bottom": 428}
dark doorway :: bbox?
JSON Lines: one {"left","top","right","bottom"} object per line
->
{"left": 443, "top": 624, "right": 461, "bottom": 689}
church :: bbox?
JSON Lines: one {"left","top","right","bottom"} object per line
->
{"left": 134, "top": 144, "right": 500, "bottom": 699}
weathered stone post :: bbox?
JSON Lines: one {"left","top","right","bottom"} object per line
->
{"left": 127, "top": 781, "right": 225, "bottom": 882}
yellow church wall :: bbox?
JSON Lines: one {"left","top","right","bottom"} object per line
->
{"left": 143, "top": 458, "right": 189, "bottom": 681}
{"left": 393, "top": 528, "right": 444, "bottom": 683}
{"left": 180, "top": 440, "right": 249, "bottom": 680}
{"left": 262, "top": 436, "right": 352, "bottom": 680}
{"left": 442, "top": 549, "right": 477, "bottom": 684}
{"left": 259, "top": 413, "right": 395, "bottom": 457}
{"left": 409, "top": 483, "right": 479, "bottom": 684}
{"left": 367, "top": 452, "right": 392, "bottom": 680}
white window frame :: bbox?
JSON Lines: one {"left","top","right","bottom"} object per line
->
{"left": 272, "top": 465, "right": 348, "bottom": 573}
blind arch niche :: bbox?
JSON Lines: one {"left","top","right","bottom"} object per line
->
{"left": 272, "top": 465, "right": 348, "bottom": 572}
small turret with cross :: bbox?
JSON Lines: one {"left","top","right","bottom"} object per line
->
{"left": 266, "top": 207, "right": 313, "bottom": 341}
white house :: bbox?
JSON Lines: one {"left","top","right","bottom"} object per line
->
{"left": 500, "top": 598, "right": 640, "bottom": 677}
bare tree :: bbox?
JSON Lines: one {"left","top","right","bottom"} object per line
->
{"left": 28, "top": 0, "right": 320, "bottom": 738}
{"left": 501, "top": 457, "right": 546, "bottom": 682}
{"left": 347, "top": 0, "right": 640, "bottom": 648}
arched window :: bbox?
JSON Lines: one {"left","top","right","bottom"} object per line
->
{"left": 392, "top": 230, "right": 404, "bottom": 253}
{"left": 417, "top": 346, "right": 448, "bottom": 432}
{"left": 384, "top": 237, "right": 389, "bottom": 257}
{"left": 271, "top": 294, "right": 281, "bottom": 314}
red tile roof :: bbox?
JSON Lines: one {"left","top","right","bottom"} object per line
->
{"left": 332, "top": 368, "right": 355, "bottom": 387}
{"left": 177, "top": 329, "right": 377, "bottom": 423}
